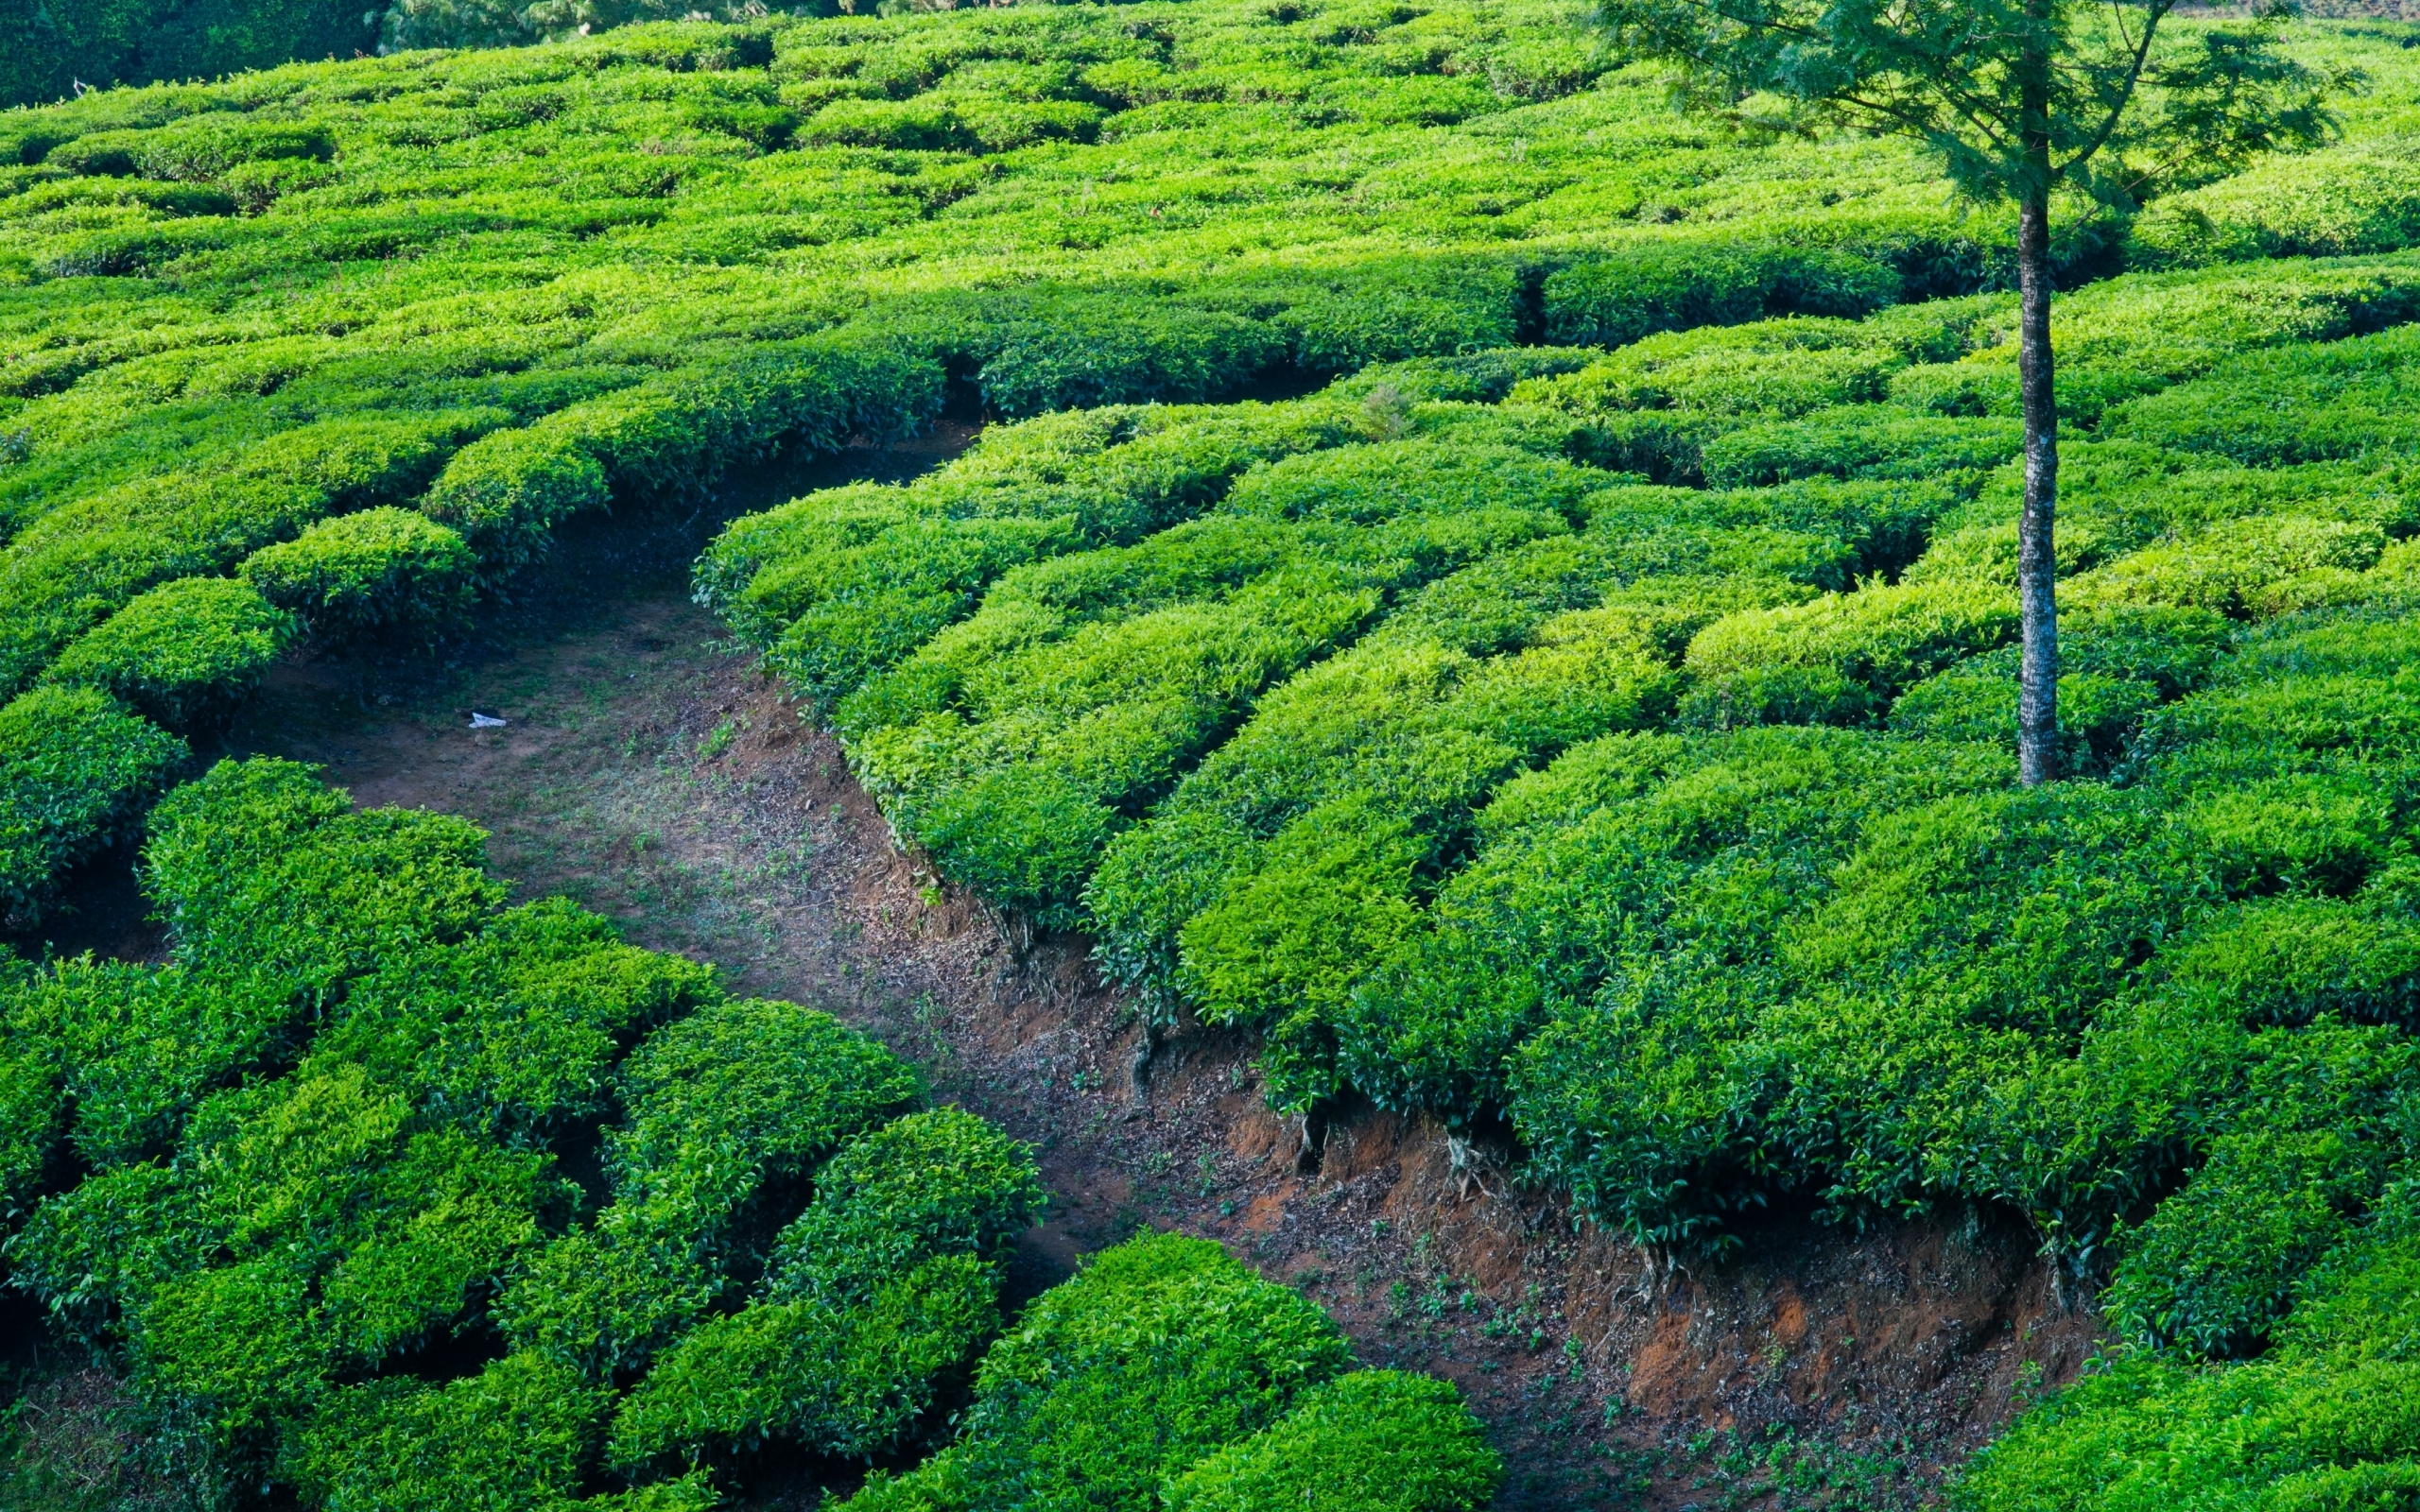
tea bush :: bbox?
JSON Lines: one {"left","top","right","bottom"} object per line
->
{"left": 142, "top": 757, "right": 504, "bottom": 1005}
{"left": 606, "top": 1254, "right": 1001, "bottom": 1469}
{"left": 607, "top": 995, "right": 924, "bottom": 1235}
{"left": 1164, "top": 1369, "right": 1503, "bottom": 1512}
{"left": 0, "top": 684, "right": 184, "bottom": 923}
{"left": 2105, "top": 319, "right": 2420, "bottom": 465}
{"left": 242, "top": 507, "right": 477, "bottom": 641}
{"left": 762, "top": 1108, "right": 1046, "bottom": 1307}
{"left": 841, "top": 436, "right": 1601, "bottom": 926}
{"left": 288, "top": 1350, "right": 614, "bottom": 1512}
{"left": 1957, "top": 1179, "right": 2420, "bottom": 1512}
{"left": 41, "top": 576, "right": 297, "bottom": 730}
{"left": 1542, "top": 242, "right": 1902, "bottom": 349}
{"left": 2129, "top": 143, "right": 2420, "bottom": 269}
{"left": 1678, "top": 579, "right": 2020, "bottom": 730}
{"left": 1087, "top": 474, "right": 1947, "bottom": 1106}
{"left": 1700, "top": 411, "right": 2025, "bottom": 490}
{"left": 695, "top": 397, "right": 1372, "bottom": 708}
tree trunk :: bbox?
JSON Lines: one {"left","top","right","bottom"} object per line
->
{"left": 2015, "top": 139, "right": 2060, "bottom": 785}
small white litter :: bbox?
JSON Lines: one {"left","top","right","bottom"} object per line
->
{"left": 469, "top": 712, "right": 509, "bottom": 730}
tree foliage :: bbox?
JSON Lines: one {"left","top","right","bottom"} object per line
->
{"left": 1597, "top": 0, "right": 2343, "bottom": 215}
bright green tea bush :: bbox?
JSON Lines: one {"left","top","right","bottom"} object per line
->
{"left": 1957, "top": 1177, "right": 2420, "bottom": 1512}
{"left": 1679, "top": 578, "right": 2019, "bottom": 730}
{"left": 608, "top": 995, "right": 924, "bottom": 1235}
{"left": 288, "top": 1349, "right": 614, "bottom": 1512}
{"left": 604, "top": 1110, "right": 1046, "bottom": 1470}
{"left": 420, "top": 427, "right": 619, "bottom": 583}
{"left": 142, "top": 757, "right": 504, "bottom": 1005}
{"left": 1541, "top": 241, "right": 1902, "bottom": 348}
{"left": 2112, "top": 23, "right": 2420, "bottom": 274}
{"left": 840, "top": 433, "right": 1601, "bottom": 926}
{"left": 1514, "top": 304, "right": 1991, "bottom": 482}
{"left": 1165, "top": 1369, "right": 1504, "bottom": 1512}
{"left": 41, "top": 576, "right": 297, "bottom": 730}
{"left": 1086, "top": 472, "right": 1950, "bottom": 1108}
{"left": 241, "top": 507, "right": 477, "bottom": 641}
{"left": 0, "top": 407, "right": 505, "bottom": 701}
{"left": 607, "top": 1254, "right": 1002, "bottom": 1470}
{"left": 1700, "top": 411, "right": 2026, "bottom": 489}
{"left": 2106, "top": 319, "right": 2420, "bottom": 466}
{"left": 0, "top": 683, "right": 184, "bottom": 923}
{"left": 1886, "top": 606, "right": 2226, "bottom": 773}
{"left": 763, "top": 1108, "right": 1047, "bottom": 1307}
{"left": 694, "top": 396, "right": 1374, "bottom": 708}
{"left": 1890, "top": 256, "right": 2420, "bottom": 424}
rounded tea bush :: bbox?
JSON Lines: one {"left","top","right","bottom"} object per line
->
{"left": 43, "top": 578, "right": 295, "bottom": 731}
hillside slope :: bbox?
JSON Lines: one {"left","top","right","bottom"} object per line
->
{"left": 6, "top": 6, "right": 2420, "bottom": 1510}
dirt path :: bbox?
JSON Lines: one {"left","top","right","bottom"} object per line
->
{"left": 28, "top": 440, "right": 2107, "bottom": 1510}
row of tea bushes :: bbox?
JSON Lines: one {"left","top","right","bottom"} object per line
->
{"left": 0, "top": 685, "right": 184, "bottom": 925}
{"left": 754, "top": 253, "right": 2420, "bottom": 1075}
{"left": 838, "top": 428, "right": 1605, "bottom": 929}
{"left": 694, "top": 389, "right": 1386, "bottom": 710}
{"left": 0, "top": 324, "right": 942, "bottom": 926}
{"left": 1519, "top": 253, "right": 2420, "bottom": 482}
{"left": 1084, "top": 471, "right": 1957, "bottom": 1108}
{"left": 0, "top": 758, "right": 1501, "bottom": 1510}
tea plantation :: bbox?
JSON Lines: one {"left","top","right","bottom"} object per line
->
{"left": 5, "top": 0, "right": 2420, "bottom": 1506}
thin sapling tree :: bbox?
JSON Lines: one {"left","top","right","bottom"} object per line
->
{"left": 1598, "top": 0, "right": 2342, "bottom": 782}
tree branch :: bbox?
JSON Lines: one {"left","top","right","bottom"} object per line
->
{"left": 2052, "top": 0, "right": 2175, "bottom": 182}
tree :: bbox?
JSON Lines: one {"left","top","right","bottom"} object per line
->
{"left": 1, "top": 0, "right": 380, "bottom": 109}
{"left": 1599, "top": 0, "right": 2341, "bottom": 783}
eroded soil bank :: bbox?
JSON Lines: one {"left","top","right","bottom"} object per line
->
{"left": 14, "top": 447, "right": 2107, "bottom": 1510}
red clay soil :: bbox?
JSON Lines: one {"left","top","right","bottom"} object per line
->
{"left": 15, "top": 440, "right": 2109, "bottom": 1510}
